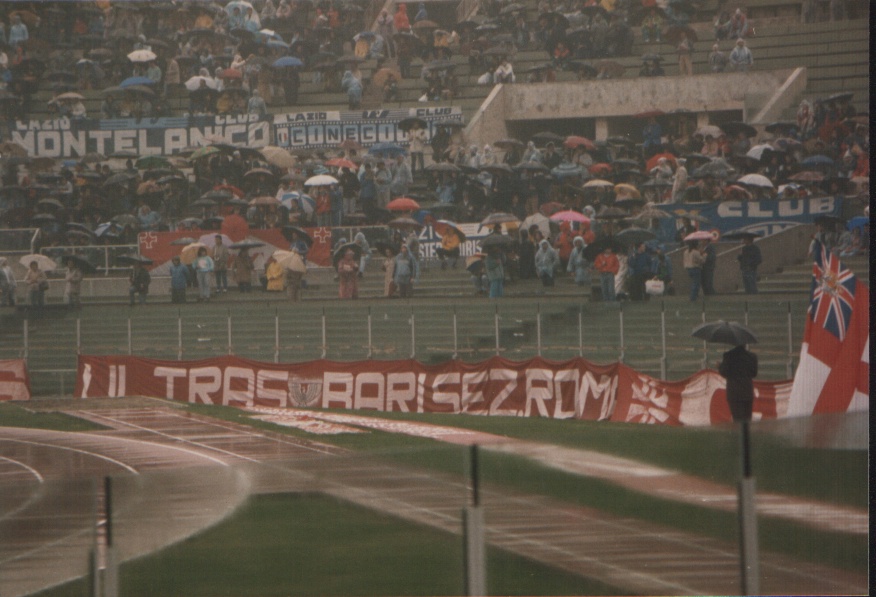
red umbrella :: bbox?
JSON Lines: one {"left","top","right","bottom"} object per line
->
{"left": 645, "top": 152, "right": 677, "bottom": 172}
{"left": 214, "top": 183, "right": 244, "bottom": 198}
{"left": 386, "top": 197, "right": 420, "bottom": 211}
{"left": 325, "top": 157, "right": 357, "bottom": 169}
{"left": 588, "top": 163, "right": 612, "bottom": 175}
{"left": 563, "top": 135, "right": 596, "bottom": 151}
{"left": 220, "top": 68, "right": 242, "bottom": 79}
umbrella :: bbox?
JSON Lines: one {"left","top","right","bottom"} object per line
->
{"left": 249, "top": 195, "right": 279, "bottom": 206}
{"left": 645, "top": 152, "right": 677, "bottom": 172}
{"left": 493, "top": 138, "right": 525, "bottom": 151}
{"left": 514, "top": 162, "right": 549, "bottom": 174}
{"left": 190, "top": 146, "right": 221, "bottom": 160}
{"left": 583, "top": 179, "right": 614, "bottom": 188}
{"left": 338, "top": 139, "right": 364, "bottom": 152}
{"left": 539, "top": 202, "right": 565, "bottom": 216}
{"left": 550, "top": 210, "right": 590, "bottom": 224}
{"left": 325, "top": 157, "right": 357, "bottom": 170}
{"left": 128, "top": 49, "right": 157, "bottom": 63}
{"left": 36, "top": 198, "right": 65, "bottom": 210}
{"left": 737, "top": 174, "right": 774, "bottom": 189}
{"left": 482, "top": 163, "right": 515, "bottom": 177}
{"left": 281, "top": 226, "right": 313, "bottom": 245}
{"left": 368, "top": 142, "right": 406, "bottom": 157}
{"left": 116, "top": 254, "right": 154, "bottom": 266}
{"left": 764, "top": 121, "right": 796, "bottom": 135}
{"left": 60, "top": 254, "right": 96, "bottom": 274}
{"left": 465, "top": 254, "right": 485, "bottom": 273}
{"left": 177, "top": 218, "right": 203, "bottom": 229}
{"left": 49, "top": 92, "right": 85, "bottom": 104}
{"left": 788, "top": 171, "right": 824, "bottom": 182}
{"left": 480, "top": 212, "right": 520, "bottom": 227}
{"left": 691, "top": 159, "right": 736, "bottom": 179}
{"left": 19, "top": 254, "right": 57, "bottom": 271}
{"left": 229, "top": 241, "right": 265, "bottom": 250}
{"left": 683, "top": 230, "right": 715, "bottom": 241}
{"left": 119, "top": 76, "right": 155, "bottom": 89}
{"left": 724, "top": 185, "right": 753, "bottom": 200}
{"left": 304, "top": 174, "right": 338, "bottom": 186}
{"left": 582, "top": 237, "right": 625, "bottom": 261}
{"left": 531, "top": 132, "right": 564, "bottom": 145}
{"left": 691, "top": 321, "right": 757, "bottom": 346}
{"left": 180, "top": 242, "right": 208, "bottom": 265}
{"left": 277, "top": 250, "right": 306, "bottom": 273}
{"left": 672, "top": 210, "right": 710, "bottom": 224}
{"left": 433, "top": 220, "right": 466, "bottom": 241}
{"left": 202, "top": 189, "right": 234, "bottom": 202}
{"left": 614, "top": 183, "right": 641, "bottom": 198}
{"left": 479, "top": 234, "right": 515, "bottom": 250}
{"left": 191, "top": 198, "right": 218, "bottom": 209}
{"left": 745, "top": 144, "right": 775, "bottom": 162}
{"left": 273, "top": 56, "right": 304, "bottom": 68}
{"left": 813, "top": 214, "right": 845, "bottom": 228}
{"left": 388, "top": 217, "right": 424, "bottom": 230}
{"left": 694, "top": 124, "right": 723, "bottom": 138}
{"left": 722, "top": 230, "right": 763, "bottom": 241}
{"left": 614, "top": 197, "right": 646, "bottom": 210}
{"left": 397, "top": 116, "right": 427, "bottom": 132}
{"left": 522, "top": 213, "right": 551, "bottom": 238}
{"left": 615, "top": 227, "right": 656, "bottom": 245}
{"left": 136, "top": 155, "right": 171, "bottom": 170}
{"left": 244, "top": 168, "right": 277, "bottom": 181}
{"left": 720, "top": 121, "right": 757, "bottom": 138}
{"left": 332, "top": 243, "right": 362, "bottom": 267}
{"left": 387, "top": 197, "right": 420, "bottom": 212}
{"left": 662, "top": 24, "right": 697, "bottom": 45}
{"left": 630, "top": 207, "right": 672, "bottom": 220}
{"left": 800, "top": 155, "right": 834, "bottom": 168}
{"left": 279, "top": 192, "right": 315, "bottom": 215}
{"left": 596, "top": 206, "right": 628, "bottom": 219}
{"left": 185, "top": 76, "right": 218, "bottom": 91}
{"left": 171, "top": 237, "right": 198, "bottom": 246}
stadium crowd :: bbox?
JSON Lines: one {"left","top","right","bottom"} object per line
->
{"left": 0, "top": 0, "right": 868, "bottom": 306}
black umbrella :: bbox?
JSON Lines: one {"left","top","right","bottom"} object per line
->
{"left": 531, "top": 131, "right": 564, "bottom": 145}
{"left": 60, "top": 254, "right": 97, "bottom": 274}
{"left": 479, "top": 233, "right": 515, "bottom": 251}
{"left": 398, "top": 117, "right": 427, "bottom": 132}
{"left": 332, "top": 242, "right": 362, "bottom": 267}
{"left": 691, "top": 320, "right": 758, "bottom": 346}
{"left": 582, "top": 237, "right": 625, "bottom": 261}
{"left": 229, "top": 241, "right": 265, "bottom": 250}
{"left": 722, "top": 230, "right": 763, "bottom": 241}
{"left": 116, "top": 254, "right": 153, "bottom": 266}
{"left": 281, "top": 226, "right": 313, "bottom": 245}
{"left": 720, "top": 121, "right": 757, "bottom": 138}
{"left": 615, "top": 227, "right": 656, "bottom": 245}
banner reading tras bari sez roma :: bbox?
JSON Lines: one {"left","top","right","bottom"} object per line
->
{"left": 76, "top": 355, "right": 792, "bottom": 426}
{"left": 0, "top": 360, "right": 31, "bottom": 401}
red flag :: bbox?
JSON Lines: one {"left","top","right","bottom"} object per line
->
{"left": 788, "top": 243, "right": 869, "bottom": 416}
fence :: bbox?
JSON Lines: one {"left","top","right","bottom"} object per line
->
{"left": 5, "top": 296, "right": 807, "bottom": 396}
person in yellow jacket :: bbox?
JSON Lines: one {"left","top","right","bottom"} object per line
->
{"left": 436, "top": 226, "right": 461, "bottom": 269}
{"left": 265, "top": 256, "right": 285, "bottom": 292}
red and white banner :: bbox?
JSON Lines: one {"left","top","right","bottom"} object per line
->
{"left": 0, "top": 360, "right": 31, "bottom": 401}
{"left": 75, "top": 355, "right": 792, "bottom": 426}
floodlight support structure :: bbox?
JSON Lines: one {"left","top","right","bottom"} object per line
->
{"left": 463, "top": 444, "right": 486, "bottom": 596}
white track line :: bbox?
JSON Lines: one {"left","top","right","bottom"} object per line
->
{"left": 0, "top": 455, "right": 44, "bottom": 482}
{"left": 0, "top": 439, "right": 138, "bottom": 475}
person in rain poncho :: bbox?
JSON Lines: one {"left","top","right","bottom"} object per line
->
{"left": 341, "top": 70, "right": 362, "bottom": 109}
{"left": 393, "top": 244, "right": 419, "bottom": 298}
{"left": 567, "top": 236, "right": 591, "bottom": 287}
{"left": 535, "top": 239, "right": 560, "bottom": 287}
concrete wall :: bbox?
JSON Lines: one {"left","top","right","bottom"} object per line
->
{"left": 465, "top": 69, "right": 797, "bottom": 147}
{"left": 669, "top": 224, "right": 815, "bottom": 296}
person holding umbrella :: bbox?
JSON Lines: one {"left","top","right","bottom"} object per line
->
{"left": 719, "top": 340, "right": 758, "bottom": 422}
{"left": 436, "top": 225, "right": 461, "bottom": 269}
{"left": 168, "top": 256, "right": 189, "bottom": 303}
{"left": 232, "top": 247, "right": 256, "bottom": 293}
{"left": 484, "top": 247, "right": 504, "bottom": 299}
{"left": 0, "top": 258, "right": 16, "bottom": 307}
{"left": 567, "top": 236, "right": 591, "bottom": 288}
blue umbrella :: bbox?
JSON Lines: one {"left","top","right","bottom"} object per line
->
{"left": 266, "top": 39, "right": 290, "bottom": 49}
{"left": 273, "top": 56, "right": 303, "bottom": 68}
{"left": 551, "top": 163, "right": 584, "bottom": 180}
{"left": 847, "top": 216, "right": 867, "bottom": 231}
{"left": 800, "top": 154, "right": 834, "bottom": 167}
{"left": 368, "top": 142, "right": 406, "bottom": 157}
{"left": 120, "top": 76, "right": 155, "bottom": 88}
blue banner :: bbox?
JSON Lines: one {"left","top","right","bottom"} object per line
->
{"left": 657, "top": 196, "right": 843, "bottom": 241}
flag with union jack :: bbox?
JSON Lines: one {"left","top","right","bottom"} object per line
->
{"left": 788, "top": 241, "right": 869, "bottom": 416}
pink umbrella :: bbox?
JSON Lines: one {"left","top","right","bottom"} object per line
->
{"left": 683, "top": 230, "right": 716, "bottom": 241}
{"left": 550, "top": 210, "right": 591, "bottom": 224}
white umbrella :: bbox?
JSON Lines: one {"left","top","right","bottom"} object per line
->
{"left": 745, "top": 144, "right": 774, "bottom": 161}
{"left": 185, "top": 76, "right": 218, "bottom": 91}
{"left": 695, "top": 124, "right": 723, "bottom": 138}
{"left": 583, "top": 179, "right": 613, "bottom": 188}
{"left": 304, "top": 174, "right": 338, "bottom": 186}
{"left": 737, "top": 173, "right": 774, "bottom": 189}
{"left": 275, "top": 250, "right": 306, "bottom": 273}
{"left": 180, "top": 242, "right": 208, "bottom": 265}
{"left": 521, "top": 213, "right": 550, "bottom": 238}
{"left": 19, "top": 254, "right": 57, "bottom": 271}
{"left": 127, "top": 49, "right": 157, "bottom": 63}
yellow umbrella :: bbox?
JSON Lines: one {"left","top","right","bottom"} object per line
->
{"left": 614, "top": 183, "right": 641, "bottom": 199}
{"left": 180, "top": 242, "right": 207, "bottom": 265}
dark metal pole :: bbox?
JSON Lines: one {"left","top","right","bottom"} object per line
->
{"left": 470, "top": 444, "right": 479, "bottom": 507}
{"left": 104, "top": 476, "right": 112, "bottom": 548}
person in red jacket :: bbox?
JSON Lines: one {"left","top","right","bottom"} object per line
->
{"left": 394, "top": 4, "right": 410, "bottom": 32}
{"left": 594, "top": 246, "right": 619, "bottom": 301}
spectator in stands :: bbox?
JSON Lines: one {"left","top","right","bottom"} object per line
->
{"left": 494, "top": 58, "right": 516, "bottom": 83}
{"left": 128, "top": 261, "right": 150, "bottom": 306}
{"left": 714, "top": 10, "right": 732, "bottom": 40}
{"left": 676, "top": 32, "right": 693, "bottom": 76}
{"left": 247, "top": 89, "right": 267, "bottom": 116}
{"left": 729, "top": 10, "right": 750, "bottom": 39}
{"left": 639, "top": 57, "right": 665, "bottom": 77}
{"left": 375, "top": 161, "right": 392, "bottom": 208}
{"left": 391, "top": 154, "right": 412, "bottom": 198}
{"left": 0, "top": 258, "right": 14, "bottom": 306}
{"left": 265, "top": 255, "right": 284, "bottom": 292}
{"left": 628, "top": 242, "right": 653, "bottom": 301}
{"left": 341, "top": 70, "right": 362, "bottom": 109}
{"left": 484, "top": 247, "right": 504, "bottom": 298}
{"left": 193, "top": 246, "right": 214, "bottom": 301}
{"left": 212, "top": 235, "right": 230, "bottom": 294}
{"left": 137, "top": 204, "right": 160, "bottom": 231}
{"left": 513, "top": 13, "right": 529, "bottom": 49}
{"left": 708, "top": 44, "right": 727, "bottom": 72}
{"left": 436, "top": 226, "right": 461, "bottom": 269}
{"left": 700, "top": 239, "right": 717, "bottom": 295}
{"left": 683, "top": 241, "right": 705, "bottom": 301}
{"left": 641, "top": 9, "right": 662, "bottom": 43}
{"left": 729, "top": 39, "right": 753, "bottom": 72}
{"left": 8, "top": 15, "right": 28, "bottom": 48}
{"left": 414, "top": 3, "right": 428, "bottom": 22}
{"left": 594, "top": 246, "right": 619, "bottom": 301}
{"left": 737, "top": 234, "right": 762, "bottom": 293}
{"left": 567, "top": 236, "right": 591, "bottom": 288}
{"left": 394, "top": 4, "right": 411, "bottom": 32}
{"left": 393, "top": 243, "right": 419, "bottom": 298}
